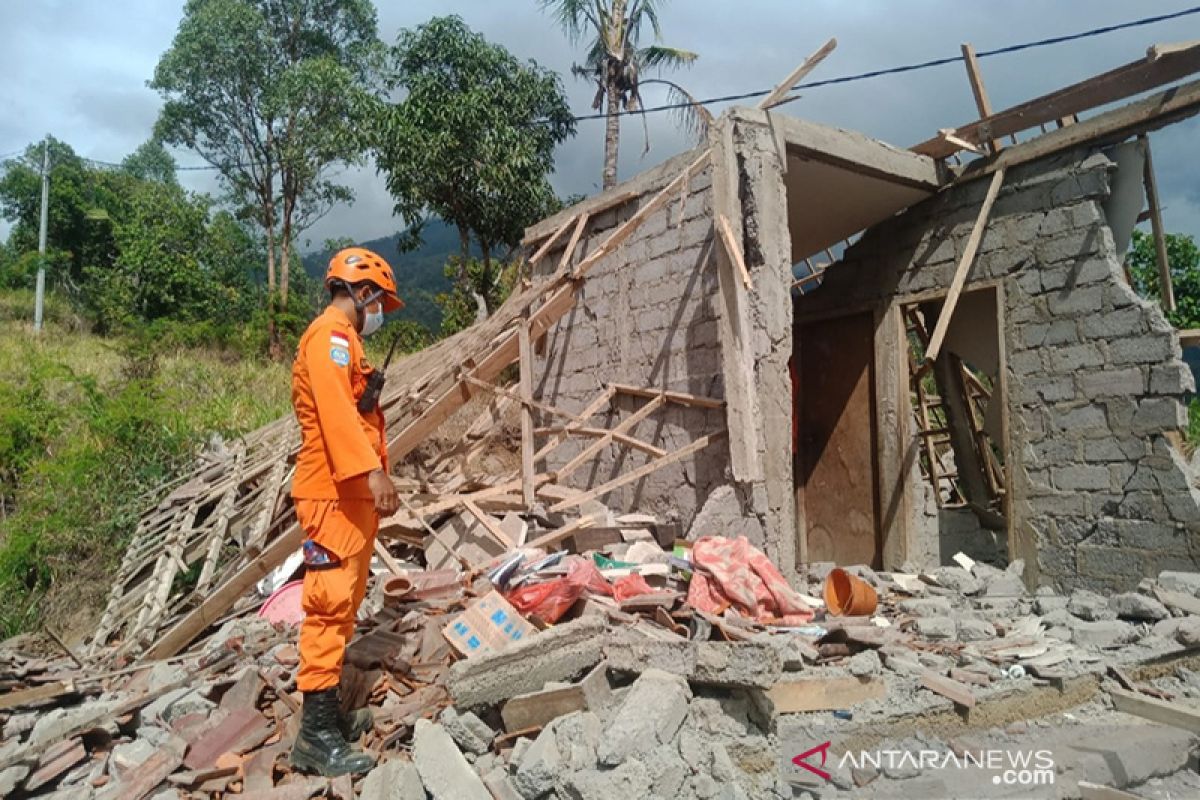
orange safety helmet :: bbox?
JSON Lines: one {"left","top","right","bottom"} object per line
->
{"left": 325, "top": 247, "right": 404, "bottom": 312}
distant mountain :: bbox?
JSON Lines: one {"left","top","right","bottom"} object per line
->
{"left": 303, "top": 219, "right": 471, "bottom": 334}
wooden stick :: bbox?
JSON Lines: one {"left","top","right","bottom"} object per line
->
{"left": 396, "top": 494, "right": 472, "bottom": 571}
{"left": 534, "top": 386, "right": 616, "bottom": 462}
{"left": 555, "top": 212, "right": 590, "bottom": 276}
{"left": 533, "top": 426, "right": 665, "bottom": 458}
{"left": 573, "top": 150, "right": 711, "bottom": 278}
{"left": 549, "top": 431, "right": 727, "bottom": 512}
{"left": 554, "top": 395, "right": 666, "bottom": 482}
{"left": 609, "top": 383, "right": 725, "bottom": 409}
{"left": 372, "top": 539, "right": 406, "bottom": 577}
{"left": 716, "top": 213, "right": 753, "bottom": 289}
{"left": 1110, "top": 687, "right": 1200, "bottom": 732}
{"left": 925, "top": 168, "right": 1006, "bottom": 363}
{"left": 462, "top": 500, "right": 515, "bottom": 550}
{"left": 760, "top": 38, "right": 838, "bottom": 110}
{"left": 522, "top": 513, "right": 606, "bottom": 552}
{"left": 1140, "top": 134, "right": 1176, "bottom": 312}
{"left": 961, "top": 43, "right": 1001, "bottom": 153}
{"left": 518, "top": 318, "right": 536, "bottom": 510}
{"left": 44, "top": 626, "right": 84, "bottom": 668}
{"left": 528, "top": 212, "right": 576, "bottom": 265}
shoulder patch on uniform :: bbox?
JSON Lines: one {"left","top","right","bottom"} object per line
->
{"left": 330, "top": 345, "right": 350, "bottom": 366}
{"left": 330, "top": 331, "right": 350, "bottom": 349}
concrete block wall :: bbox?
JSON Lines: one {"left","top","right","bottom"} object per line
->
{"left": 797, "top": 146, "right": 1200, "bottom": 592}
{"left": 529, "top": 150, "right": 729, "bottom": 529}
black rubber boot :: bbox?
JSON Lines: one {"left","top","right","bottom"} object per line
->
{"left": 338, "top": 703, "right": 374, "bottom": 741}
{"left": 289, "top": 687, "right": 376, "bottom": 777}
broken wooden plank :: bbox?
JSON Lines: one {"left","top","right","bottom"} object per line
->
{"left": 962, "top": 75, "right": 1200, "bottom": 182}
{"left": 528, "top": 212, "right": 577, "bottom": 265}
{"left": 608, "top": 383, "right": 725, "bottom": 409}
{"left": 913, "top": 41, "right": 1200, "bottom": 158}
{"left": 921, "top": 671, "right": 977, "bottom": 708}
{"left": 573, "top": 150, "right": 712, "bottom": 278}
{"left": 759, "top": 37, "right": 838, "bottom": 110}
{"left": 533, "top": 386, "right": 615, "bottom": 462}
{"left": 522, "top": 513, "right": 606, "bottom": 552}
{"left": 961, "top": 42, "right": 1002, "bottom": 153}
{"left": 462, "top": 500, "right": 515, "bottom": 550}
{"left": 765, "top": 676, "right": 885, "bottom": 713}
{"left": 25, "top": 738, "right": 87, "bottom": 793}
{"left": 142, "top": 525, "right": 304, "bottom": 661}
{"left": 1140, "top": 134, "right": 1176, "bottom": 312}
{"left": 533, "top": 426, "right": 666, "bottom": 458}
{"left": 549, "top": 431, "right": 726, "bottom": 513}
{"left": 924, "top": 167, "right": 1006, "bottom": 363}
{"left": 1110, "top": 687, "right": 1200, "bottom": 732}
{"left": 0, "top": 680, "right": 76, "bottom": 711}
{"left": 716, "top": 213, "right": 753, "bottom": 289}
{"left": 556, "top": 211, "right": 590, "bottom": 275}
{"left": 500, "top": 661, "right": 611, "bottom": 731}
{"left": 518, "top": 318, "right": 536, "bottom": 509}
{"left": 554, "top": 395, "right": 665, "bottom": 482}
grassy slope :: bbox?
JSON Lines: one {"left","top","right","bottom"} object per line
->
{"left": 0, "top": 291, "right": 292, "bottom": 638}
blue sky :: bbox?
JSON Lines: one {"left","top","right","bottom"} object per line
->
{"left": 2, "top": 1, "right": 1199, "bottom": 247}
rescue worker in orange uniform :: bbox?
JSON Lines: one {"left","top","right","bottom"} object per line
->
{"left": 288, "top": 247, "right": 402, "bottom": 776}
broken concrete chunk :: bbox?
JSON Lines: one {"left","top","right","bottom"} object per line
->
{"left": 598, "top": 669, "right": 691, "bottom": 767}
{"left": 360, "top": 758, "right": 425, "bottom": 800}
{"left": 411, "top": 719, "right": 491, "bottom": 800}
{"left": 562, "top": 758, "right": 653, "bottom": 800}
{"left": 928, "top": 566, "right": 982, "bottom": 595}
{"left": 983, "top": 571, "right": 1026, "bottom": 598}
{"left": 914, "top": 616, "right": 958, "bottom": 640}
{"left": 897, "top": 597, "right": 952, "bottom": 617}
{"left": 29, "top": 700, "right": 122, "bottom": 748}
{"left": 1175, "top": 617, "right": 1200, "bottom": 647}
{"left": 551, "top": 711, "right": 602, "bottom": 773}
{"left": 439, "top": 707, "right": 494, "bottom": 756}
{"left": 1108, "top": 592, "right": 1169, "bottom": 621}
{"left": 847, "top": 649, "right": 882, "bottom": 677}
{"left": 482, "top": 767, "right": 524, "bottom": 800}
{"left": 448, "top": 617, "right": 606, "bottom": 709}
{"left": 1157, "top": 571, "right": 1200, "bottom": 596}
{"left": 955, "top": 618, "right": 997, "bottom": 642}
{"left": 604, "top": 632, "right": 782, "bottom": 689}
{"left": 512, "top": 725, "right": 562, "bottom": 799}
{"left": 1068, "top": 589, "right": 1117, "bottom": 621}
{"left": 1069, "top": 619, "right": 1141, "bottom": 649}
{"left": 0, "top": 766, "right": 30, "bottom": 798}
{"left": 1033, "top": 595, "right": 1069, "bottom": 615}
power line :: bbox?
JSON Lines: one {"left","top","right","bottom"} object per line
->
{"left": 5, "top": 4, "right": 1199, "bottom": 169}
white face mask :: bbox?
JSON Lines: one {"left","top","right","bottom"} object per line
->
{"left": 361, "top": 303, "right": 384, "bottom": 337}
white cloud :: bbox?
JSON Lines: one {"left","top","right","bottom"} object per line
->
{"left": 1, "top": 0, "right": 1199, "bottom": 244}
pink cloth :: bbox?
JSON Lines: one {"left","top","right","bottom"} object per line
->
{"left": 612, "top": 574, "right": 672, "bottom": 603}
{"left": 686, "top": 536, "right": 814, "bottom": 625}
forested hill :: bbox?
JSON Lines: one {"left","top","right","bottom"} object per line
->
{"left": 302, "top": 219, "right": 472, "bottom": 334}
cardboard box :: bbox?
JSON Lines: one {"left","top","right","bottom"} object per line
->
{"left": 442, "top": 590, "right": 537, "bottom": 658}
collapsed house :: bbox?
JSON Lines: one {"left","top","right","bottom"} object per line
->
{"left": 7, "top": 35, "right": 1200, "bottom": 800}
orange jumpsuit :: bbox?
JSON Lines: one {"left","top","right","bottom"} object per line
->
{"left": 290, "top": 305, "right": 388, "bottom": 693}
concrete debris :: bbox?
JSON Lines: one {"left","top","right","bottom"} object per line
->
{"left": 439, "top": 707, "right": 494, "bottom": 756}
{"left": 598, "top": 669, "right": 691, "bottom": 766}
{"left": 1069, "top": 588, "right": 1118, "bottom": 621}
{"left": 411, "top": 719, "right": 491, "bottom": 800}
{"left": 1109, "top": 591, "right": 1170, "bottom": 621}
{"left": 360, "top": 758, "right": 425, "bottom": 800}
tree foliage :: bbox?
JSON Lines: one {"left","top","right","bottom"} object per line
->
{"left": 1128, "top": 228, "right": 1200, "bottom": 328}
{"left": 374, "top": 15, "right": 575, "bottom": 321}
{"left": 540, "top": 0, "right": 700, "bottom": 188}
{"left": 150, "top": 0, "right": 383, "bottom": 355}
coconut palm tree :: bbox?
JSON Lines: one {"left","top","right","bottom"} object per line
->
{"left": 540, "top": 0, "right": 705, "bottom": 189}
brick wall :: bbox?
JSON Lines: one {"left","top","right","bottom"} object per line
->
{"left": 796, "top": 146, "right": 1200, "bottom": 591}
{"left": 529, "top": 150, "right": 730, "bottom": 529}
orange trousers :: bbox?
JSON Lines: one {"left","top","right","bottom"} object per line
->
{"left": 294, "top": 498, "right": 377, "bottom": 693}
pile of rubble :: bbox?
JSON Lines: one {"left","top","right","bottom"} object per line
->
{"left": 7, "top": 504, "right": 1200, "bottom": 798}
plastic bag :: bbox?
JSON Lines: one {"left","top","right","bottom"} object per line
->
{"left": 612, "top": 573, "right": 669, "bottom": 603}
{"left": 506, "top": 555, "right": 611, "bottom": 623}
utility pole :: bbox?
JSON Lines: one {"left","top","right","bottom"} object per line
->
{"left": 33, "top": 137, "right": 50, "bottom": 332}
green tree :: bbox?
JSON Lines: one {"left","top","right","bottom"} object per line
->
{"left": 0, "top": 138, "right": 119, "bottom": 292}
{"left": 150, "top": 0, "right": 383, "bottom": 356}
{"left": 375, "top": 15, "right": 575, "bottom": 321}
{"left": 1128, "top": 229, "right": 1200, "bottom": 328}
{"left": 121, "top": 140, "right": 179, "bottom": 185}
{"left": 539, "top": 0, "right": 701, "bottom": 189}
